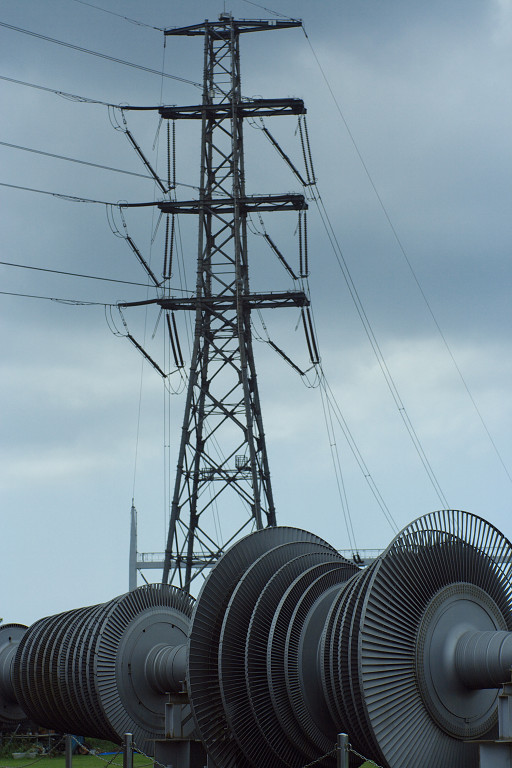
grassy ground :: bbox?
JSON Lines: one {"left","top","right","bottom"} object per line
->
{"left": 0, "top": 756, "right": 151, "bottom": 768}
{"left": 0, "top": 760, "right": 381, "bottom": 768}
{"left": 0, "top": 739, "right": 152, "bottom": 768}
{"left": 0, "top": 758, "right": 376, "bottom": 768}
{"left": 0, "top": 739, "right": 376, "bottom": 768}
{"left": 0, "top": 756, "right": 381, "bottom": 768}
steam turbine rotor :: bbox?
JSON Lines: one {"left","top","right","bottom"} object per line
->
{"left": 187, "top": 526, "right": 355, "bottom": 768}
{"left": 11, "top": 585, "right": 193, "bottom": 752}
{"left": 187, "top": 511, "right": 512, "bottom": 768}
{"left": 2, "top": 511, "right": 512, "bottom": 768}
{"left": 342, "top": 510, "right": 512, "bottom": 767}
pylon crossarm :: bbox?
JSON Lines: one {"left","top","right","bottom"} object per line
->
{"left": 159, "top": 98, "right": 305, "bottom": 120}
{"left": 164, "top": 19, "right": 302, "bottom": 38}
{"left": 158, "top": 194, "right": 307, "bottom": 215}
{"left": 156, "top": 291, "right": 310, "bottom": 310}
{"left": 119, "top": 291, "right": 310, "bottom": 310}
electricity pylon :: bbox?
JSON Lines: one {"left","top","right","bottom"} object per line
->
{"left": 159, "top": 15, "right": 309, "bottom": 590}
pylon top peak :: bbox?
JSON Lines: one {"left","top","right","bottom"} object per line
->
{"left": 164, "top": 18, "right": 302, "bottom": 38}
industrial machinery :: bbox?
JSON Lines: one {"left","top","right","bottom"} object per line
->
{"left": 0, "top": 587, "right": 193, "bottom": 754}
{"left": 2, "top": 510, "right": 512, "bottom": 767}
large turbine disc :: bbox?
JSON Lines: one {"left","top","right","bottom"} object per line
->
{"left": 358, "top": 510, "right": 512, "bottom": 768}
{"left": 244, "top": 552, "right": 353, "bottom": 768}
{"left": 218, "top": 540, "right": 341, "bottom": 767}
{"left": 188, "top": 527, "right": 334, "bottom": 768}
{"left": 286, "top": 566, "right": 358, "bottom": 754}
{"left": 267, "top": 562, "right": 354, "bottom": 765}
{"left": 69, "top": 602, "right": 114, "bottom": 739}
{"left": 49, "top": 607, "right": 98, "bottom": 735}
{"left": 0, "top": 624, "right": 28, "bottom": 726}
{"left": 95, "top": 584, "right": 193, "bottom": 753}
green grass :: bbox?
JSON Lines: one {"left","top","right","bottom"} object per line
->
{"left": 0, "top": 738, "right": 378, "bottom": 768}
{"left": 0, "top": 756, "right": 151, "bottom": 768}
{"left": 0, "top": 739, "right": 151, "bottom": 768}
{"left": 0, "top": 756, "right": 379, "bottom": 768}
{"left": 0, "top": 749, "right": 379, "bottom": 768}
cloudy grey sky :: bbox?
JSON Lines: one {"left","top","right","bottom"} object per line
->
{"left": 1, "top": 0, "right": 511, "bottom": 625}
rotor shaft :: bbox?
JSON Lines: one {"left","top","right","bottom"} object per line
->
{"left": 145, "top": 643, "right": 187, "bottom": 693}
{"left": 456, "top": 630, "right": 512, "bottom": 689}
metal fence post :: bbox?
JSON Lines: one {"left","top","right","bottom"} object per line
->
{"left": 123, "top": 733, "right": 133, "bottom": 768}
{"left": 337, "top": 733, "right": 349, "bottom": 768}
{"left": 65, "top": 735, "right": 73, "bottom": 768}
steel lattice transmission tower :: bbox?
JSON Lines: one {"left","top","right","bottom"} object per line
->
{"left": 158, "top": 15, "right": 309, "bottom": 590}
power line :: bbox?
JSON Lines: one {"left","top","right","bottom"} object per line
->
{"left": 69, "top": 0, "right": 165, "bottom": 31}
{"left": 319, "top": 368, "right": 399, "bottom": 533}
{"left": 312, "top": 186, "right": 450, "bottom": 509}
{"left": 0, "top": 137, "right": 199, "bottom": 192}
{"left": 0, "top": 179, "right": 171, "bottom": 206}
{"left": 253, "top": 110, "right": 448, "bottom": 506}
{"left": 0, "top": 260, "right": 193, "bottom": 295}
{"left": 0, "top": 289, "right": 110, "bottom": 306}
{"left": 240, "top": 0, "right": 298, "bottom": 19}
{"left": 0, "top": 73, "right": 115, "bottom": 104}
{"left": 0, "top": 260, "right": 150, "bottom": 288}
{"left": 302, "top": 26, "right": 512, "bottom": 489}
{"left": 0, "top": 140, "right": 163, "bottom": 182}
{"left": 0, "top": 21, "right": 202, "bottom": 88}
{"left": 0, "top": 181, "right": 111, "bottom": 204}
{"left": 318, "top": 379, "right": 357, "bottom": 551}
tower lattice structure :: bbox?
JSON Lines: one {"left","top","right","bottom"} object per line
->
{"left": 158, "top": 16, "right": 308, "bottom": 590}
